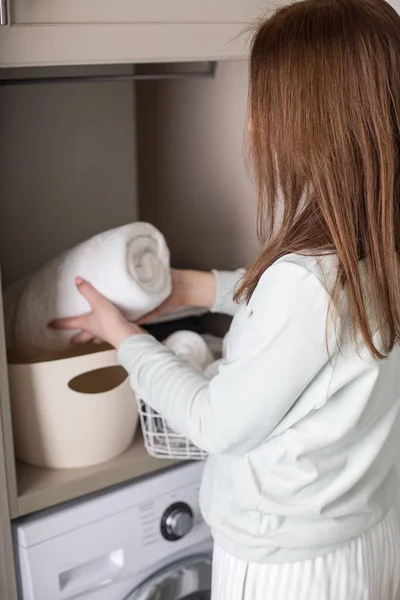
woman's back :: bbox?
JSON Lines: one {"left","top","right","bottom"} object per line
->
{"left": 201, "top": 253, "right": 400, "bottom": 562}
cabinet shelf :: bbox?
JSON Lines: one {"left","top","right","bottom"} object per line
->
{"left": 15, "top": 433, "right": 180, "bottom": 517}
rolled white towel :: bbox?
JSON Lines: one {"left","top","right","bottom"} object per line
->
{"left": 163, "top": 331, "right": 214, "bottom": 371}
{"left": 5, "top": 222, "right": 172, "bottom": 361}
{"left": 204, "top": 358, "right": 225, "bottom": 379}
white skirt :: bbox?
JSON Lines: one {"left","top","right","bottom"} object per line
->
{"left": 211, "top": 509, "right": 400, "bottom": 600}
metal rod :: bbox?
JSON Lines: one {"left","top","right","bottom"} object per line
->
{"left": 0, "top": 62, "right": 217, "bottom": 86}
{"left": 0, "top": 0, "right": 8, "bottom": 26}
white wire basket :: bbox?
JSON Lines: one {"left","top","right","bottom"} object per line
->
{"left": 137, "top": 398, "right": 208, "bottom": 460}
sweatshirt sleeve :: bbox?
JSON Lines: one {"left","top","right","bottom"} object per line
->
{"left": 118, "top": 262, "right": 334, "bottom": 455}
{"left": 210, "top": 269, "right": 245, "bottom": 316}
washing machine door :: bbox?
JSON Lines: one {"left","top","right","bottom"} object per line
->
{"left": 125, "top": 554, "right": 212, "bottom": 600}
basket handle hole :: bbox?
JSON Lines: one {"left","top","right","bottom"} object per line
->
{"left": 68, "top": 366, "right": 127, "bottom": 394}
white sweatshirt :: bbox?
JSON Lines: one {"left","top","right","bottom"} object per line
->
{"left": 118, "top": 253, "right": 400, "bottom": 563}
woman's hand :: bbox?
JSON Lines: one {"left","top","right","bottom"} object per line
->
{"left": 50, "top": 277, "right": 143, "bottom": 348}
{"left": 137, "top": 268, "right": 216, "bottom": 324}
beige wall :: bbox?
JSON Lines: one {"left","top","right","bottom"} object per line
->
{"left": 136, "top": 60, "right": 258, "bottom": 271}
{"left": 0, "top": 60, "right": 258, "bottom": 287}
{"left": 0, "top": 75, "right": 138, "bottom": 287}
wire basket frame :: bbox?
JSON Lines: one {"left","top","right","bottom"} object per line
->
{"left": 137, "top": 397, "right": 207, "bottom": 460}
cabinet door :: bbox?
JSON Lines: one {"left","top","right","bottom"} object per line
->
{"left": 0, "top": 0, "right": 10, "bottom": 40}
{"left": 0, "top": 266, "right": 18, "bottom": 600}
{"left": 12, "top": 0, "right": 264, "bottom": 24}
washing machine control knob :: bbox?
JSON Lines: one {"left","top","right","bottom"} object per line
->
{"left": 161, "top": 502, "right": 194, "bottom": 541}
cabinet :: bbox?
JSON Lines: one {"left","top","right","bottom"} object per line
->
{"left": 0, "top": 58, "right": 255, "bottom": 599}
{"left": 0, "top": 0, "right": 10, "bottom": 39}
{"left": 0, "top": 0, "right": 280, "bottom": 67}
{"left": 12, "top": 1, "right": 262, "bottom": 24}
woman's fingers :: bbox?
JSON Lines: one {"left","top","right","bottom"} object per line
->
{"left": 136, "top": 309, "right": 159, "bottom": 325}
{"left": 137, "top": 297, "right": 179, "bottom": 324}
{"left": 49, "top": 278, "right": 109, "bottom": 330}
{"left": 70, "top": 330, "right": 95, "bottom": 345}
{"left": 137, "top": 306, "right": 169, "bottom": 324}
{"left": 49, "top": 315, "right": 88, "bottom": 330}
{"left": 75, "top": 277, "right": 107, "bottom": 308}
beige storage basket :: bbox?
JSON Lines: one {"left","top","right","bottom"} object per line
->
{"left": 8, "top": 347, "right": 139, "bottom": 469}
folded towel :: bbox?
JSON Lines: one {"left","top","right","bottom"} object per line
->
{"left": 5, "top": 222, "right": 172, "bottom": 361}
{"left": 204, "top": 358, "right": 225, "bottom": 379}
{"left": 163, "top": 330, "right": 214, "bottom": 371}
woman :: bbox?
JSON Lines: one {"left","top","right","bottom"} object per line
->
{"left": 52, "top": 0, "right": 400, "bottom": 597}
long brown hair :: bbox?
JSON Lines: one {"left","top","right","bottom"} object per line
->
{"left": 235, "top": 0, "right": 400, "bottom": 359}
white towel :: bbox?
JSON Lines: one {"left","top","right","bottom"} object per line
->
{"left": 163, "top": 331, "right": 214, "bottom": 371}
{"left": 5, "top": 222, "right": 172, "bottom": 361}
{"left": 204, "top": 358, "right": 225, "bottom": 379}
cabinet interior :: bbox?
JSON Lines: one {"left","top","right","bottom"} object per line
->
{"left": 0, "top": 60, "right": 255, "bottom": 517}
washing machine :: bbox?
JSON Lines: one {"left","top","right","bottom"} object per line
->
{"left": 13, "top": 462, "right": 213, "bottom": 600}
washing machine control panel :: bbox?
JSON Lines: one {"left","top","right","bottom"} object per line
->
{"left": 138, "top": 465, "right": 206, "bottom": 550}
{"left": 161, "top": 502, "right": 194, "bottom": 541}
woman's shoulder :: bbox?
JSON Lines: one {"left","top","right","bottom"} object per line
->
{"left": 248, "top": 252, "right": 338, "bottom": 313}
{"left": 270, "top": 252, "right": 339, "bottom": 296}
